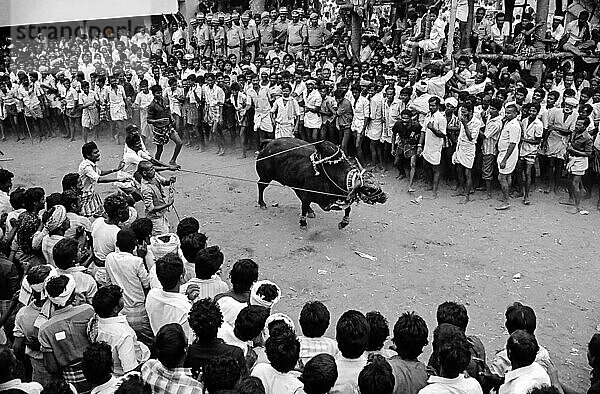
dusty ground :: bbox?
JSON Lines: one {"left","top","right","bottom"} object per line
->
{"left": 2, "top": 136, "right": 599, "bottom": 390}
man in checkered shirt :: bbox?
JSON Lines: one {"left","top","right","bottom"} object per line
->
{"left": 141, "top": 323, "right": 203, "bottom": 394}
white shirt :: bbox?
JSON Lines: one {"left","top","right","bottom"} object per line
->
{"left": 0, "top": 379, "right": 43, "bottom": 394}
{"left": 0, "top": 190, "right": 11, "bottom": 215}
{"left": 96, "top": 315, "right": 150, "bottom": 375}
{"left": 422, "top": 110, "right": 447, "bottom": 165}
{"left": 332, "top": 353, "right": 368, "bottom": 393}
{"left": 499, "top": 362, "right": 550, "bottom": 394}
{"left": 304, "top": 90, "right": 323, "bottom": 128}
{"left": 145, "top": 288, "right": 193, "bottom": 342}
{"left": 41, "top": 234, "right": 64, "bottom": 266}
{"left": 418, "top": 374, "right": 483, "bottom": 394}
{"left": 91, "top": 218, "right": 119, "bottom": 261}
{"left": 251, "top": 363, "right": 302, "bottom": 394}
{"left": 217, "top": 296, "right": 248, "bottom": 327}
{"left": 105, "top": 251, "right": 151, "bottom": 312}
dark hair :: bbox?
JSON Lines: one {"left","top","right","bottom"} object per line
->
{"left": 40, "top": 379, "right": 75, "bottom": 394}
{"left": 236, "top": 376, "right": 266, "bottom": 394}
{"left": 230, "top": 259, "right": 259, "bottom": 293}
{"left": 336, "top": 310, "right": 370, "bottom": 359}
{"left": 528, "top": 386, "right": 561, "bottom": 394}
{"left": 0, "top": 345, "right": 16, "bottom": 382}
{"left": 358, "top": 355, "right": 395, "bottom": 394}
{"left": 82, "top": 141, "right": 98, "bottom": 158}
{"left": 176, "top": 217, "right": 200, "bottom": 238}
{"left": 234, "top": 305, "right": 270, "bottom": 341}
{"left": 125, "top": 133, "right": 141, "bottom": 149}
{"left": 24, "top": 187, "right": 45, "bottom": 212}
{"left": 116, "top": 228, "right": 137, "bottom": 252}
{"left": 189, "top": 298, "right": 223, "bottom": 340}
{"left": 202, "top": 357, "right": 242, "bottom": 391}
{"left": 392, "top": 311, "right": 429, "bottom": 359}
{"left": 265, "top": 330, "right": 300, "bottom": 373}
{"left": 256, "top": 283, "right": 279, "bottom": 302}
{"left": 180, "top": 232, "right": 208, "bottom": 263}
{"left": 156, "top": 252, "right": 184, "bottom": 289}
{"left": 193, "top": 244, "right": 224, "bottom": 280}
{"left": 130, "top": 218, "right": 153, "bottom": 242}
{"left": 365, "top": 311, "right": 389, "bottom": 351}
{"left": 505, "top": 302, "right": 536, "bottom": 334}
{"left": 0, "top": 169, "right": 13, "bottom": 185}
{"left": 299, "top": 301, "right": 330, "bottom": 338}
{"left": 82, "top": 342, "right": 113, "bottom": 385}
{"left": 45, "top": 275, "right": 70, "bottom": 298}
{"left": 155, "top": 323, "right": 187, "bottom": 368}
{"left": 436, "top": 302, "right": 469, "bottom": 331}
{"left": 62, "top": 173, "right": 80, "bottom": 192}
{"left": 92, "top": 285, "right": 123, "bottom": 318}
{"left": 45, "top": 193, "right": 63, "bottom": 210}
{"left": 9, "top": 187, "right": 26, "bottom": 210}
{"left": 61, "top": 190, "right": 79, "bottom": 212}
{"left": 577, "top": 115, "right": 591, "bottom": 128}
{"left": 302, "top": 353, "right": 338, "bottom": 394}
{"left": 433, "top": 324, "right": 471, "bottom": 377}
{"left": 53, "top": 237, "right": 79, "bottom": 270}
{"left": 489, "top": 98, "right": 504, "bottom": 110}
{"left": 115, "top": 374, "right": 152, "bottom": 394}
{"left": 507, "top": 330, "right": 539, "bottom": 367}
{"left": 103, "top": 193, "right": 129, "bottom": 221}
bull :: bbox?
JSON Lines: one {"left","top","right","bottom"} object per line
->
{"left": 256, "top": 138, "right": 387, "bottom": 228}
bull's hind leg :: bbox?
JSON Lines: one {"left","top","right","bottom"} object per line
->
{"left": 307, "top": 205, "right": 316, "bottom": 219}
{"left": 258, "top": 179, "right": 271, "bottom": 209}
{"left": 338, "top": 207, "right": 351, "bottom": 229}
{"left": 300, "top": 199, "right": 310, "bottom": 228}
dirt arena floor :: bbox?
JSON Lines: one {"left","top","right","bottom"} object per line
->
{"left": 2, "top": 136, "right": 598, "bottom": 390}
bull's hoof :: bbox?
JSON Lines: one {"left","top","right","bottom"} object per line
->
{"left": 259, "top": 202, "right": 267, "bottom": 210}
{"left": 338, "top": 217, "right": 350, "bottom": 229}
{"left": 307, "top": 212, "right": 316, "bottom": 219}
{"left": 299, "top": 220, "right": 308, "bottom": 229}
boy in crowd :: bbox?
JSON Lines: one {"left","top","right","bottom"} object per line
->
{"left": 388, "top": 311, "right": 429, "bottom": 394}
{"left": 183, "top": 245, "right": 229, "bottom": 302}
{"left": 393, "top": 109, "right": 421, "bottom": 192}
{"left": 81, "top": 342, "right": 121, "bottom": 393}
{"left": 333, "top": 310, "right": 370, "bottom": 393}
{"left": 53, "top": 237, "right": 97, "bottom": 305}
{"left": 215, "top": 258, "right": 259, "bottom": 326}
{"left": 365, "top": 311, "right": 396, "bottom": 358}
{"left": 202, "top": 357, "right": 243, "bottom": 394}
{"left": 145, "top": 252, "right": 193, "bottom": 341}
{"left": 298, "top": 353, "right": 338, "bottom": 394}
{"left": 61, "top": 190, "right": 91, "bottom": 243}
{"left": 298, "top": 301, "right": 338, "bottom": 366}
{"left": 358, "top": 355, "right": 396, "bottom": 394}
{"left": 139, "top": 160, "right": 176, "bottom": 236}
{"left": 105, "top": 228, "right": 153, "bottom": 346}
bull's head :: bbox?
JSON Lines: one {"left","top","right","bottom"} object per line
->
{"left": 356, "top": 171, "right": 387, "bottom": 205}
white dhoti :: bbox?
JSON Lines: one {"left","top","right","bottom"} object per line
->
{"left": 452, "top": 142, "right": 476, "bottom": 169}
{"left": 254, "top": 111, "right": 273, "bottom": 132}
{"left": 275, "top": 123, "right": 294, "bottom": 139}
{"left": 566, "top": 156, "right": 588, "bottom": 175}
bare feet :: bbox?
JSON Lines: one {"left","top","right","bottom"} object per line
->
{"left": 523, "top": 198, "right": 531, "bottom": 205}
{"left": 407, "top": 187, "right": 415, "bottom": 193}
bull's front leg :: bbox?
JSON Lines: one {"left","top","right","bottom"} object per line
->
{"left": 300, "top": 199, "right": 310, "bottom": 228}
{"left": 338, "top": 207, "right": 351, "bottom": 229}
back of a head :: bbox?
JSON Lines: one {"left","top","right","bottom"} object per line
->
{"left": 189, "top": 298, "right": 223, "bottom": 340}
{"left": 202, "top": 357, "right": 242, "bottom": 392}
{"left": 176, "top": 216, "right": 200, "bottom": 238}
{"left": 0, "top": 345, "right": 16, "bottom": 383}
{"left": 52, "top": 237, "right": 78, "bottom": 270}
{"left": 154, "top": 323, "right": 187, "bottom": 368}
{"left": 116, "top": 228, "right": 137, "bottom": 252}
{"left": 265, "top": 329, "right": 300, "bottom": 373}
{"left": 505, "top": 302, "right": 536, "bottom": 334}
{"left": 365, "top": 311, "right": 389, "bottom": 352}
{"left": 62, "top": 173, "right": 80, "bottom": 192}
{"left": 392, "top": 311, "right": 429, "bottom": 359}
{"left": 156, "top": 252, "right": 184, "bottom": 290}
{"left": 436, "top": 301, "right": 469, "bottom": 331}
{"left": 92, "top": 285, "right": 122, "bottom": 318}
{"left": 230, "top": 258, "right": 259, "bottom": 293}
{"left": 299, "top": 301, "right": 330, "bottom": 338}
{"left": 130, "top": 218, "right": 153, "bottom": 242}
{"left": 236, "top": 376, "right": 266, "bottom": 394}
{"left": 193, "top": 244, "right": 223, "bottom": 279}
{"left": 529, "top": 387, "right": 560, "bottom": 394}
{"left": 114, "top": 374, "right": 152, "bottom": 394}
{"left": 82, "top": 342, "right": 113, "bottom": 386}
{"left": 302, "top": 353, "right": 338, "bottom": 394}
{"left": 358, "top": 355, "right": 395, "bottom": 394}
{"left": 336, "top": 310, "right": 370, "bottom": 359}
{"left": 180, "top": 232, "right": 208, "bottom": 263}
{"left": 234, "top": 305, "right": 270, "bottom": 341}
{"left": 437, "top": 330, "right": 471, "bottom": 378}
{"left": 507, "top": 329, "right": 539, "bottom": 367}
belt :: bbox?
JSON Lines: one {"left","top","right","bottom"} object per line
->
{"left": 227, "top": 45, "right": 240, "bottom": 48}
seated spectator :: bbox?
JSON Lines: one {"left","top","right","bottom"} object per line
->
{"left": 418, "top": 330, "right": 482, "bottom": 394}
{"left": 141, "top": 323, "right": 203, "bottom": 393}
{"left": 251, "top": 327, "right": 303, "bottom": 394}
{"left": 178, "top": 232, "right": 208, "bottom": 283}
{"left": 490, "top": 302, "right": 552, "bottom": 377}
{"left": 144, "top": 252, "right": 193, "bottom": 341}
{"left": 499, "top": 330, "right": 550, "bottom": 394}
{"left": 129, "top": 218, "right": 154, "bottom": 270}
{"left": 215, "top": 259, "right": 259, "bottom": 326}
{"left": 184, "top": 298, "right": 247, "bottom": 378}
{"left": 388, "top": 311, "right": 429, "bottom": 394}
{"left": 218, "top": 305, "right": 270, "bottom": 367}
{"left": 332, "top": 310, "right": 370, "bottom": 393}
{"left": 39, "top": 205, "right": 70, "bottom": 266}
{"left": 298, "top": 353, "right": 338, "bottom": 394}
{"left": 176, "top": 216, "right": 201, "bottom": 239}
{"left": 365, "top": 311, "right": 396, "bottom": 358}
{"left": 202, "top": 357, "right": 242, "bottom": 394}
{"left": 90, "top": 285, "right": 150, "bottom": 375}
{"left": 105, "top": 228, "right": 153, "bottom": 346}
{"left": 39, "top": 274, "right": 94, "bottom": 393}
{"left": 81, "top": 342, "right": 120, "bottom": 393}
{"left": 358, "top": 355, "right": 395, "bottom": 394}
{"left": 53, "top": 237, "right": 97, "bottom": 305}
{"left": 298, "top": 301, "right": 338, "bottom": 366}
{"left": 181, "top": 244, "right": 229, "bottom": 302}
{"left": 0, "top": 344, "right": 43, "bottom": 393}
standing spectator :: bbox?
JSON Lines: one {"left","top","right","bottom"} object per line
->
{"left": 496, "top": 104, "right": 521, "bottom": 210}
